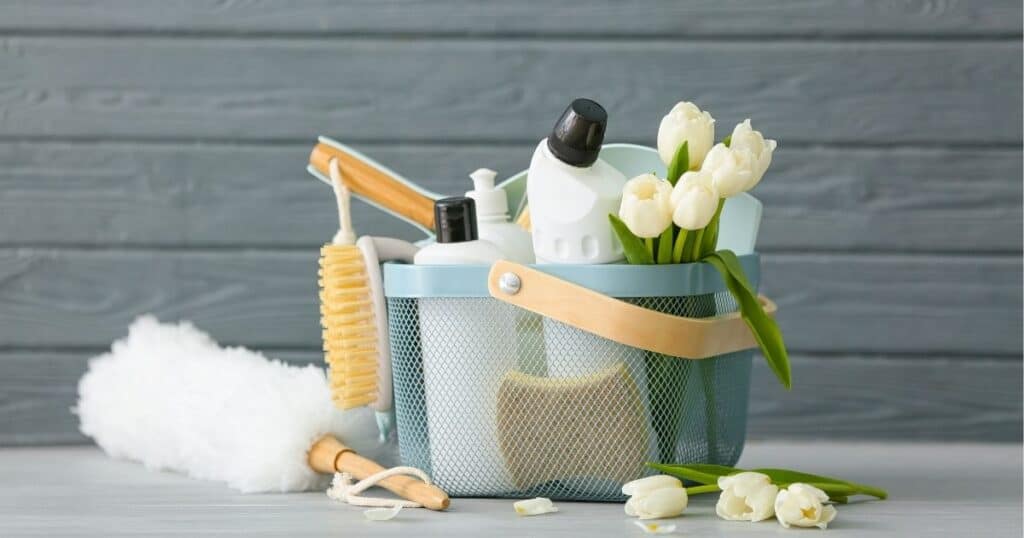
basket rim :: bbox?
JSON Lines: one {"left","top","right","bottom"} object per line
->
{"left": 383, "top": 254, "right": 760, "bottom": 298}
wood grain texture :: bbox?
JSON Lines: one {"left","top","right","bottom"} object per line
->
{"left": 3, "top": 350, "right": 1018, "bottom": 446}
{"left": 0, "top": 249, "right": 1017, "bottom": 354}
{"left": 1, "top": 142, "right": 1020, "bottom": 252}
{"left": 1, "top": 38, "right": 1019, "bottom": 144}
{"left": 761, "top": 253, "right": 1022, "bottom": 355}
{"left": 1, "top": 0, "right": 1020, "bottom": 36}
{"left": 749, "top": 356, "right": 1022, "bottom": 442}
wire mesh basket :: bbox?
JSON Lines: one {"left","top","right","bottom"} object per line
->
{"left": 383, "top": 256, "right": 772, "bottom": 501}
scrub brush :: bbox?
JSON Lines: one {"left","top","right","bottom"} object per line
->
{"left": 319, "top": 159, "right": 418, "bottom": 439}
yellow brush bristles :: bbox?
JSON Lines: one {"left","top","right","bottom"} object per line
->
{"left": 319, "top": 243, "right": 379, "bottom": 409}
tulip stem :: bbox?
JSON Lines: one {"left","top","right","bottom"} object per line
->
{"left": 690, "top": 228, "right": 706, "bottom": 262}
{"left": 686, "top": 484, "right": 721, "bottom": 496}
{"left": 672, "top": 229, "right": 689, "bottom": 263}
{"left": 644, "top": 237, "right": 655, "bottom": 261}
{"left": 657, "top": 226, "right": 674, "bottom": 264}
{"left": 700, "top": 199, "right": 726, "bottom": 256}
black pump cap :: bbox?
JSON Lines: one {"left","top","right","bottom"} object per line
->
{"left": 547, "top": 98, "right": 608, "bottom": 167}
{"left": 433, "top": 196, "right": 478, "bottom": 243}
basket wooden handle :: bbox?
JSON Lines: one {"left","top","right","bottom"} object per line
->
{"left": 308, "top": 435, "right": 450, "bottom": 511}
{"left": 487, "top": 260, "right": 776, "bottom": 359}
{"left": 309, "top": 142, "right": 436, "bottom": 231}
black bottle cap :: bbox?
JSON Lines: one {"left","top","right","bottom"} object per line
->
{"left": 433, "top": 196, "right": 478, "bottom": 244}
{"left": 546, "top": 98, "right": 608, "bottom": 167}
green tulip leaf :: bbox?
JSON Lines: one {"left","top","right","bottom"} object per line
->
{"left": 704, "top": 252, "right": 792, "bottom": 389}
{"left": 608, "top": 214, "right": 653, "bottom": 265}
{"left": 648, "top": 463, "right": 887, "bottom": 501}
{"left": 752, "top": 469, "right": 888, "bottom": 500}
{"left": 646, "top": 462, "right": 722, "bottom": 485}
{"left": 675, "top": 463, "right": 738, "bottom": 477}
{"left": 752, "top": 468, "right": 856, "bottom": 486}
{"left": 667, "top": 141, "right": 689, "bottom": 185}
{"left": 710, "top": 249, "right": 756, "bottom": 295}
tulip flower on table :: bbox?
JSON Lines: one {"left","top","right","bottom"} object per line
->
{"left": 622, "top": 475, "right": 689, "bottom": 520}
{"left": 775, "top": 483, "right": 838, "bottom": 529}
{"left": 715, "top": 472, "right": 779, "bottom": 522}
{"left": 645, "top": 462, "right": 887, "bottom": 530}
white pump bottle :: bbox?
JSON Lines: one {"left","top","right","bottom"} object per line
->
{"left": 465, "top": 168, "right": 535, "bottom": 264}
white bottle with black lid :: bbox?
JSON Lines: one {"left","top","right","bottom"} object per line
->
{"left": 526, "top": 98, "right": 627, "bottom": 264}
{"left": 414, "top": 197, "right": 504, "bottom": 265}
{"left": 526, "top": 99, "right": 635, "bottom": 381}
{"left": 415, "top": 196, "right": 515, "bottom": 492}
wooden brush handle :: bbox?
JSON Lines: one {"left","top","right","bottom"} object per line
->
{"left": 310, "top": 143, "right": 437, "bottom": 231}
{"left": 308, "top": 435, "right": 450, "bottom": 511}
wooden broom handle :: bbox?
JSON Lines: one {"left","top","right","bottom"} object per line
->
{"left": 309, "top": 143, "right": 437, "bottom": 230}
{"left": 308, "top": 435, "right": 450, "bottom": 511}
{"left": 487, "top": 260, "right": 777, "bottom": 360}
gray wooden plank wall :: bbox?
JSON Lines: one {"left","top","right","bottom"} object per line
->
{"left": 0, "top": 1, "right": 1020, "bottom": 445}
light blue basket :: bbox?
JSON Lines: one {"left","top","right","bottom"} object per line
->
{"left": 378, "top": 143, "right": 764, "bottom": 501}
{"left": 384, "top": 257, "right": 760, "bottom": 501}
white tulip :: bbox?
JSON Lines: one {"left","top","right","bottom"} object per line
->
{"left": 715, "top": 472, "right": 779, "bottom": 522}
{"left": 630, "top": 487, "right": 689, "bottom": 520}
{"left": 670, "top": 170, "right": 719, "bottom": 230}
{"left": 618, "top": 174, "right": 674, "bottom": 238}
{"left": 774, "top": 483, "right": 837, "bottom": 530}
{"left": 728, "top": 119, "right": 776, "bottom": 190}
{"left": 657, "top": 101, "right": 715, "bottom": 170}
{"left": 622, "top": 475, "right": 683, "bottom": 497}
{"left": 701, "top": 143, "right": 756, "bottom": 198}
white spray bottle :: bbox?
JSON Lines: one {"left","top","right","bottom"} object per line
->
{"left": 466, "top": 168, "right": 535, "bottom": 264}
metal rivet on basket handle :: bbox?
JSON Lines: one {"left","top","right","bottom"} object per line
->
{"left": 486, "top": 260, "right": 778, "bottom": 360}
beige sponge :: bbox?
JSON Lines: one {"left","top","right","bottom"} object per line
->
{"left": 496, "top": 362, "right": 649, "bottom": 491}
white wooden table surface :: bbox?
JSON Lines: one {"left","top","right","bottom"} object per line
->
{"left": 1, "top": 442, "right": 1020, "bottom": 537}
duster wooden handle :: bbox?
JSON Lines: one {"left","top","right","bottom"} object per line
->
{"left": 487, "top": 260, "right": 777, "bottom": 360}
{"left": 308, "top": 435, "right": 450, "bottom": 511}
{"left": 310, "top": 143, "right": 437, "bottom": 230}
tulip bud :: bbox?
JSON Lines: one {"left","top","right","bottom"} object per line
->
{"left": 715, "top": 472, "right": 779, "bottom": 522}
{"left": 622, "top": 475, "right": 683, "bottom": 497}
{"left": 657, "top": 102, "right": 715, "bottom": 170}
{"left": 670, "top": 170, "right": 719, "bottom": 230}
{"left": 728, "top": 119, "right": 776, "bottom": 190}
{"left": 631, "top": 487, "right": 689, "bottom": 520}
{"left": 774, "top": 483, "right": 837, "bottom": 529}
{"left": 618, "top": 174, "right": 674, "bottom": 238}
{"left": 701, "top": 143, "right": 756, "bottom": 198}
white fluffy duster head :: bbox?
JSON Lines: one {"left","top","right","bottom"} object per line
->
{"left": 76, "top": 316, "right": 392, "bottom": 493}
